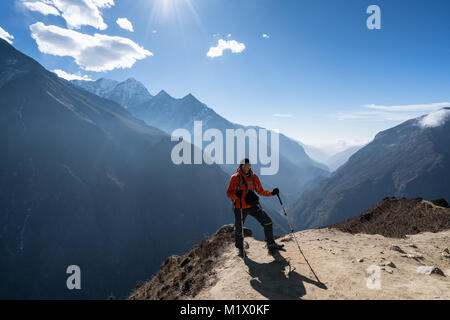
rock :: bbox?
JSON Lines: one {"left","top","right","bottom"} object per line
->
{"left": 179, "top": 257, "right": 190, "bottom": 268}
{"left": 215, "top": 224, "right": 234, "bottom": 234}
{"left": 386, "top": 261, "right": 396, "bottom": 268}
{"left": 215, "top": 224, "right": 252, "bottom": 237}
{"left": 431, "top": 198, "right": 449, "bottom": 208}
{"left": 357, "top": 258, "right": 364, "bottom": 263}
{"left": 416, "top": 266, "right": 445, "bottom": 276}
{"left": 389, "top": 245, "right": 406, "bottom": 254}
{"left": 401, "top": 253, "right": 424, "bottom": 260}
{"left": 381, "top": 261, "right": 396, "bottom": 268}
{"left": 381, "top": 267, "right": 393, "bottom": 274}
{"left": 408, "top": 244, "right": 418, "bottom": 248}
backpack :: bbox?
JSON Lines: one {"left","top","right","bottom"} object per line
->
{"left": 238, "top": 172, "right": 260, "bottom": 207}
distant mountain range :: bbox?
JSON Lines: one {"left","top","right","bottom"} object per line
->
{"left": 325, "top": 145, "right": 364, "bottom": 172}
{"left": 300, "top": 142, "right": 364, "bottom": 172}
{"left": 0, "top": 38, "right": 236, "bottom": 299}
{"left": 70, "top": 78, "right": 330, "bottom": 206}
{"left": 290, "top": 109, "right": 450, "bottom": 229}
{"left": 72, "top": 77, "right": 153, "bottom": 109}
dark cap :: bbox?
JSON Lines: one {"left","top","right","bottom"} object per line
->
{"left": 240, "top": 158, "right": 250, "bottom": 165}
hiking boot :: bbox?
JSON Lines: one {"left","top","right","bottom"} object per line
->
{"left": 267, "top": 242, "right": 284, "bottom": 250}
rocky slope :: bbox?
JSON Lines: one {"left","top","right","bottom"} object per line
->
{"left": 328, "top": 197, "right": 450, "bottom": 238}
{"left": 129, "top": 198, "right": 450, "bottom": 300}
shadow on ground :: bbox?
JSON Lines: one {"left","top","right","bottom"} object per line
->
{"left": 244, "top": 250, "right": 327, "bottom": 300}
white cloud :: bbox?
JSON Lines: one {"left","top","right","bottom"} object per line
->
{"left": 262, "top": 33, "right": 270, "bottom": 39}
{"left": 419, "top": 109, "right": 450, "bottom": 128}
{"left": 53, "top": 69, "right": 93, "bottom": 81}
{"left": 0, "top": 26, "right": 14, "bottom": 44}
{"left": 23, "top": 1, "right": 60, "bottom": 16}
{"left": 363, "top": 102, "right": 450, "bottom": 112}
{"left": 334, "top": 111, "right": 417, "bottom": 121}
{"left": 334, "top": 102, "right": 450, "bottom": 122}
{"left": 227, "top": 33, "right": 231, "bottom": 38}
{"left": 30, "top": 22, "right": 152, "bottom": 72}
{"left": 116, "top": 18, "right": 133, "bottom": 32}
{"left": 207, "top": 39, "right": 245, "bottom": 58}
{"left": 273, "top": 113, "right": 293, "bottom": 118}
{"left": 152, "top": 30, "right": 157, "bottom": 34}
{"left": 50, "top": 0, "right": 112, "bottom": 30}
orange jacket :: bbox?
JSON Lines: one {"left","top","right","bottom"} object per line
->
{"left": 226, "top": 167, "right": 273, "bottom": 209}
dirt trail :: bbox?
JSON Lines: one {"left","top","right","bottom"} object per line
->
{"left": 194, "top": 228, "right": 450, "bottom": 300}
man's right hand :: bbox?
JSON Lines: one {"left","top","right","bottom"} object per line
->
{"left": 235, "top": 189, "right": 243, "bottom": 198}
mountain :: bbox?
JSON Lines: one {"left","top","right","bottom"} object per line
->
{"left": 132, "top": 92, "right": 331, "bottom": 204}
{"left": 0, "top": 38, "right": 236, "bottom": 299}
{"left": 71, "top": 77, "right": 152, "bottom": 109}
{"left": 325, "top": 145, "right": 364, "bottom": 172}
{"left": 71, "top": 79, "right": 330, "bottom": 206}
{"left": 289, "top": 109, "right": 450, "bottom": 229}
{"left": 299, "top": 142, "right": 331, "bottom": 165}
{"left": 128, "top": 198, "right": 450, "bottom": 300}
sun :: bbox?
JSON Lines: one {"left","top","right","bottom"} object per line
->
{"left": 143, "top": 0, "right": 206, "bottom": 39}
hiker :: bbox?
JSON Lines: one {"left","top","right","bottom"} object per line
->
{"left": 226, "top": 158, "right": 284, "bottom": 257}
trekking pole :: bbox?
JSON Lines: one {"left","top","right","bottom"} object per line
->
{"left": 276, "top": 194, "right": 321, "bottom": 283}
{"left": 239, "top": 197, "right": 246, "bottom": 259}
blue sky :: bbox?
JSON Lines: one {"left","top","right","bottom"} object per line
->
{"left": 1, "top": 0, "right": 449, "bottom": 152}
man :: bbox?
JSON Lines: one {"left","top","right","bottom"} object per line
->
{"left": 226, "top": 158, "right": 284, "bottom": 257}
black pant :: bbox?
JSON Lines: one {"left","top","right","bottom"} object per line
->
{"left": 234, "top": 205, "right": 274, "bottom": 249}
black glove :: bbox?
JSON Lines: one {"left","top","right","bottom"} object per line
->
{"left": 271, "top": 188, "right": 279, "bottom": 196}
{"left": 235, "top": 189, "right": 243, "bottom": 198}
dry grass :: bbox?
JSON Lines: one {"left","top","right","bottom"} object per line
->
{"left": 328, "top": 197, "right": 450, "bottom": 238}
{"left": 128, "top": 229, "right": 235, "bottom": 300}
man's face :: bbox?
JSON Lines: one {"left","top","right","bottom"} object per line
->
{"left": 242, "top": 163, "right": 250, "bottom": 174}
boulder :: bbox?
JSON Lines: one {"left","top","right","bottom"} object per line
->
{"left": 416, "top": 266, "right": 445, "bottom": 276}
{"left": 389, "top": 245, "right": 406, "bottom": 254}
{"left": 215, "top": 224, "right": 253, "bottom": 237}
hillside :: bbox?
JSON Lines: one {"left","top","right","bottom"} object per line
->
{"left": 0, "top": 38, "right": 233, "bottom": 299}
{"left": 129, "top": 198, "right": 450, "bottom": 300}
{"left": 290, "top": 109, "right": 450, "bottom": 230}
{"left": 328, "top": 197, "right": 450, "bottom": 238}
